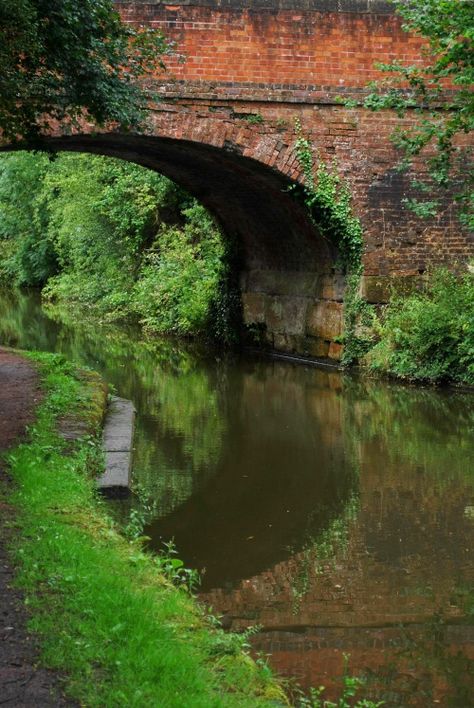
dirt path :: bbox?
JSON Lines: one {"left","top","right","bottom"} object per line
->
{"left": 0, "top": 349, "right": 72, "bottom": 706}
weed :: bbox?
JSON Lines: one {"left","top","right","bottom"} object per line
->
{"left": 367, "top": 268, "right": 474, "bottom": 384}
{"left": 242, "top": 113, "right": 264, "bottom": 125}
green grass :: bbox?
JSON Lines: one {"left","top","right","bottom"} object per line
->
{"left": 4, "top": 351, "right": 286, "bottom": 707}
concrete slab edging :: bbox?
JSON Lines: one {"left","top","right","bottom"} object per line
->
{"left": 98, "top": 396, "right": 136, "bottom": 494}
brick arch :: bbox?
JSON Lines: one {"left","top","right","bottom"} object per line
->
{"left": 24, "top": 119, "right": 345, "bottom": 359}
{"left": 41, "top": 116, "right": 334, "bottom": 270}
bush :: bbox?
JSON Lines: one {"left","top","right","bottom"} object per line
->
{"left": 0, "top": 152, "right": 236, "bottom": 340}
{"left": 132, "top": 204, "right": 225, "bottom": 336}
{"left": 366, "top": 269, "right": 474, "bottom": 385}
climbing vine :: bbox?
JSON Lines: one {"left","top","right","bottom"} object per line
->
{"left": 293, "top": 120, "right": 375, "bottom": 365}
{"left": 340, "top": 273, "right": 376, "bottom": 366}
{"left": 293, "top": 118, "right": 363, "bottom": 273}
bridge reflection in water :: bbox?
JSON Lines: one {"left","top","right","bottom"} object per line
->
{"left": 0, "top": 288, "right": 472, "bottom": 706}
{"left": 148, "top": 367, "right": 474, "bottom": 706}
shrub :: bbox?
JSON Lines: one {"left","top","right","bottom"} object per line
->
{"left": 0, "top": 152, "right": 235, "bottom": 340}
{"left": 367, "top": 269, "right": 474, "bottom": 385}
{"left": 132, "top": 204, "right": 225, "bottom": 336}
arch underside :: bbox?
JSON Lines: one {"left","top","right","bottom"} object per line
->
{"left": 3, "top": 133, "right": 345, "bottom": 359}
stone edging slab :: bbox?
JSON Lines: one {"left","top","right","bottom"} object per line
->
{"left": 98, "top": 396, "right": 136, "bottom": 493}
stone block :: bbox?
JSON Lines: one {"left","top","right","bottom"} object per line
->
{"left": 272, "top": 333, "right": 287, "bottom": 351}
{"left": 242, "top": 292, "right": 266, "bottom": 324}
{"left": 359, "top": 275, "right": 391, "bottom": 303}
{"left": 101, "top": 451, "right": 131, "bottom": 488}
{"left": 98, "top": 396, "right": 135, "bottom": 491}
{"left": 305, "top": 336, "right": 330, "bottom": 358}
{"left": 246, "top": 269, "right": 321, "bottom": 297}
{"left": 265, "top": 296, "right": 308, "bottom": 336}
{"left": 328, "top": 342, "right": 344, "bottom": 361}
{"left": 321, "top": 274, "right": 347, "bottom": 301}
{"left": 360, "top": 274, "right": 425, "bottom": 303}
{"left": 306, "top": 301, "right": 343, "bottom": 341}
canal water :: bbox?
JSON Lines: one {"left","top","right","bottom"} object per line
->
{"left": 1, "top": 288, "right": 473, "bottom": 706}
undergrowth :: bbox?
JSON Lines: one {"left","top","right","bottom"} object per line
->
{"left": 0, "top": 153, "right": 239, "bottom": 343}
{"left": 366, "top": 268, "right": 474, "bottom": 385}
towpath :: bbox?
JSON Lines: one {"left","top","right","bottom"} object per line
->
{"left": 0, "top": 348, "right": 72, "bottom": 706}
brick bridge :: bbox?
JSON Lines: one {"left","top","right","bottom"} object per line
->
{"left": 25, "top": 1, "right": 474, "bottom": 358}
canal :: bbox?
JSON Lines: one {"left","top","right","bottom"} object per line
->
{"left": 0, "top": 288, "right": 473, "bottom": 706}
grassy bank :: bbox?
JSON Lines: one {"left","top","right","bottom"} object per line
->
{"left": 3, "top": 351, "right": 285, "bottom": 707}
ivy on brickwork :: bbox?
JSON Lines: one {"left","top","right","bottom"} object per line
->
{"left": 293, "top": 119, "right": 375, "bottom": 365}
{"left": 293, "top": 118, "right": 363, "bottom": 274}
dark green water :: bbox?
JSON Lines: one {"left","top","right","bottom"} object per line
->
{"left": 1, "top": 288, "right": 473, "bottom": 706}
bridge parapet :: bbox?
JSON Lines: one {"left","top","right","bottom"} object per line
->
{"left": 117, "top": 0, "right": 420, "bottom": 105}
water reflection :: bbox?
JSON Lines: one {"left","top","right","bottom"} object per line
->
{"left": 0, "top": 288, "right": 473, "bottom": 706}
{"left": 0, "top": 288, "right": 224, "bottom": 516}
{"left": 146, "top": 361, "right": 357, "bottom": 590}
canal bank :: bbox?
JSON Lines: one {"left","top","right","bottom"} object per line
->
{"left": 0, "top": 347, "right": 287, "bottom": 706}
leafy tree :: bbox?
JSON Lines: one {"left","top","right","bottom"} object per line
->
{"left": 0, "top": 152, "right": 231, "bottom": 338}
{"left": 0, "top": 0, "right": 167, "bottom": 144}
{"left": 0, "top": 152, "right": 57, "bottom": 285}
{"left": 363, "top": 0, "right": 473, "bottom": 227}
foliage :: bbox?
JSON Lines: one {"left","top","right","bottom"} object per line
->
{"left": 133, "top": 203, "right": 226, "bottom": 337}
{"left": 0, "top": 152, "right": 56, "bottom": 285}
{"left": 366, "top": 268, "right": 474, "bottom": 384}
{"left": 363, "top": 0, "right": 474, "bottom": 228}
{"left": 293, "top": 120, "right": 368, "bottom": 364}
{"left": 243, "top": 114, "right": 264, "bottom": 125}
{"left": 293, "top": 119, "right": 363, "bottom": 273}
{"left": 5, "top": 350, "right": 287, "bottom": 706}
{"left": 0, "top": 152, "right": 234, "bottom": 340}
{"left": 339, "top": 274, "right": 376, "bottom": 366}
{"left": 0, "top": 0, "right": 167, "bottom": 145}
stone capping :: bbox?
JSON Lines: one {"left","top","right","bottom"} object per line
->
{"left": 98, "top": 396, "right": 136, "bottom": 494}
{"left": 115, "top": 0, "right": 395, "bottom": 14}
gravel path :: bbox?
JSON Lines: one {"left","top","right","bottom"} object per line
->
{"left": 0, "top": 349, "right": 73, "bottom": 707}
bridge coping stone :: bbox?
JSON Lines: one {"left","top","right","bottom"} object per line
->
{"left": 115, "top": 0, "right": 395, "bottom": 14}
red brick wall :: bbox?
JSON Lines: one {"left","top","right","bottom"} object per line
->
{"left": 116, "top": 1, "right": 426, "bottom": 100}
{"left": 112, "top": 1, "right": 472, "bottom": 284}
